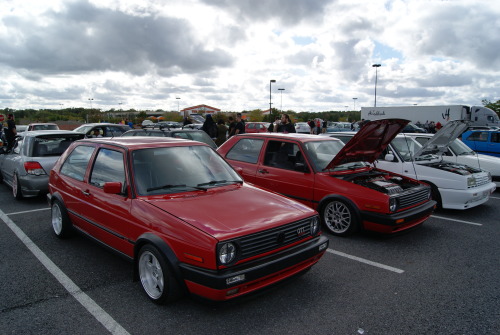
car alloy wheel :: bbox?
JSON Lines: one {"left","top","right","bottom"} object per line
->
{"left": 12, "top": 173, "right": 22, "bottom": 199}
{"left": 51, "top": 200, "right": 73, "bottom": 238}
{"left": 322, "top": 200, "right": 358, "bottom": 236}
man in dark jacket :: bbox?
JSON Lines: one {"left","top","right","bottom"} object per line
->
{"left": 277, "top": 114, "right": 296, "bottom": 133}
{"left": 5, "top": 114, "right": 17, "bottom": 151}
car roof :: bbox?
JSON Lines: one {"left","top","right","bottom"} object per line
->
{"left": 20, "top": 130, "right": 82, "bottom": 137}
{"left": 77, "top": 136, "right": 207, "bottom": 150}
{"left": 235, "top": 132, "right": 341, "bottom": 142}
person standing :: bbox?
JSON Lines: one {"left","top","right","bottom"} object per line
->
{"left": 5, "top": 113, "right": 17, "bottom": 151}
{"left": 322, "top": 120, "right": 327, "bottom": 133}
{"left": 277, "top": 114, "right": 296, "bottom": 133}
{"left": 215, "top": 119, "right": 228, "bottom": 146}
{"left": 202, "top": 114, "right": 217, "bottom": 139}
{"left": 234, "top": 113, "right": 245, "bottom": 135}
{"left": 227, "top": 116, "right": 237, "bottom": 137}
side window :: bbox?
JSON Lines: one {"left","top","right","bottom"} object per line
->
{"left": 491, "top": 133, "right": 500, "bottom": 143}
{"left": 467, "top": 132, "right": 487, "bottom": 142}
{"left": 226, "top": 138, "right": 264, "bottom": 164}
{"left": 60, "top": 145, "right": 95, "bottom": 181}
{"left": 90, "top": 149, "right": 125, "bottom": 188}
{"left": 263, "top": 140, "right": 300, "bottom": 170}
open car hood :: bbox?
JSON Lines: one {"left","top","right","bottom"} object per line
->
{"left": 325, "top": 118, "right": 409, "bottom": 170}
{"left": 413, "top": 120, "right": 470, "bottom": 158}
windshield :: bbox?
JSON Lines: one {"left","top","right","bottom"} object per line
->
{"left": 450, "top": 139, "right": 475, "bottom": 156}
{"left": 133, "top": 145, "right": 242, "bottom": 196}
{"left": 302, "top": 140, "right": 368, "bottom": 171}
{"left": 390, "top": 137, "right": 438, "bottom": 162}
{"left": 73, "top": 125, "right": 93, "bottom": 134}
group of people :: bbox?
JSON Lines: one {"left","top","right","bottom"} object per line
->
{"left": 306, "top": 119, "right": 328, "bottom": 134}
{"left": 201, "top": 113, "right": 246, "bottom": 146}
{"left": 415, "top": 120, "right": 442, "bottom": 133}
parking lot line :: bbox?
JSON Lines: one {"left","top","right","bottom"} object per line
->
{"left": 327, "top": 249, "right": 405, "bottom": 274}
{"left": 489, "top": 195, "right": 500, "bottom": 200}
{"left": 431, "top": 215, "right": 482, "bottom": 226}
{"left": 0, "top": 209, "right": 130, "bottom": 335}
{"left": 6, "top": 208, "right": 50, "bottom": 216}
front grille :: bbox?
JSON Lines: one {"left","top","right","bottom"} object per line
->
{"left": 398, "top": 188, "right": 429, "bottom": 208}
{"left": 474, "top": 174, "right": 490, "bottom": 187}
{"left": 236, "top": 218, "right": 313, "bottom": 260}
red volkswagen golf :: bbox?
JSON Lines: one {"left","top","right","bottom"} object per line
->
{"left": 48, "top": 137, "right": 328, "bottom": 304}
{"left": 217, "top": 119, "right": 436, "bottom": 236}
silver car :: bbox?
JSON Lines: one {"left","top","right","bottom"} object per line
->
{"left": 0, "top": 130, "right": 84, "bottom": 199}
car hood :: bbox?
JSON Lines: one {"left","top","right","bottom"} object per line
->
{"left": 325, "top": 118, "right": 409, "bottom": 170}
{"left": 141, "top": 184, "right": 314, "bottom": 240}
{"left": 413, "top": 120, "right": 470, "bottom": 158}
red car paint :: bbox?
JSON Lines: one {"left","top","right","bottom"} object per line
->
{"left": 48, "top": 137, "right": 328, "bottom": 303}
{"left": 217, "top": 119, "right": 436, "bottom": 236}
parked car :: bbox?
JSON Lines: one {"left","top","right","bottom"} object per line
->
{"left": 245, "top": 122, "right": 270, "bottom": 133}
{"left": 295, "top": 122, "right": 311, "bottom": 134}
{"left": 461, "top": 129, "right": 500, "bottom": 157}
{"left": 326, "top": 122, "right": 352, "bottom": 132}
{"left": 73, "top": 123, "right": 130, "bottom": 138}
{"left": 411, "top": 132, "right": 500, "bottom": 187}
{"left": 325, "top": 121, "right": 496, "bottom": 209}
{"left": 141, "top": 120, "right": 154, "bottom": 128}
{"left": 121, "top": 128, "right": 217, "bottom": 149}
{"left": 16, "top": 125, "right": 28, "bottom": 133}
{"left": 0, "top": 130, "right": 84, "bottom": 199}
{"left": 401, "top": 123, "right": 427, "bottom": 133}
{"left": 153, "top": 121, "right": 182, "bottom": 129}
{"left": 217, "top": 119, "right": 436, "bottom": 236}
{"left": 182, "top": 123, "right": 203, "bottom": 130}
{"left": 27, "top": 123, "right": 60, "bottom": 131}
{"left": 48, "top": 137, "right": 328, "bottom": 303}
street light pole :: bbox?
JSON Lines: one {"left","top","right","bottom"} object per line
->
{"left": 353, "top": 98, "right": 357, "bottom": 111}
{"left": 87, "top": 98, "right": 93, "bottom": 123}
{"left": 372, "top": 64, "right": 381, "bottom": 107}
{"left": 176, "top": 97, "right": 181, "bottom": 114}
{"left": 269, "top": 79, "right": 276, "bottom": 115}
{"left": 278, "top": 88, "right": 285, "bottom": 113}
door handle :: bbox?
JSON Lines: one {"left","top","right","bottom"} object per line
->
{"left": 258, "top": 169, "right": 269, "bottom": 174}
{"left": 81, "top": 189, "right": 90, "bottom": 196}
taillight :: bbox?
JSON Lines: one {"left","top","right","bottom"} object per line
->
{"left": 24, "top": 161, "right": 46, "bottom": 175}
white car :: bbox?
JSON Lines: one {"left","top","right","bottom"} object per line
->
{"left": 324, "top": 120, "right": 496, "bottom": 210}
{"left": 410, "top": 133, "right": 500, "bottom": 188}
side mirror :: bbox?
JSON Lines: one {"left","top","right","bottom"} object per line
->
{"left": 384, "top": 154, "right": 395, "bottom": 162}
{"left": 103, "top": 182, "right": 123, "bottom": 194}
{"left": 234, "top": 166, "right": 244, "bottom": 175}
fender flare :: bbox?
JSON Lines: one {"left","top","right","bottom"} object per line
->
{"left": 133, "top": 233, "right": 188, "bottom": 294}
{"left": 317, "top": 194, "right": 362, "bottom": 224}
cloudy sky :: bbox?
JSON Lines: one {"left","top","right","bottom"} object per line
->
{"left": 1, "top": 0, "right": 499, "bottom": 113}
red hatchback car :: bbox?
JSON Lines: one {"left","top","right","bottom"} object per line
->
{"left": 245, "top": 122, "right": 270, "bottom": 133}
{"left": 48, "top": 137, "right": 328, "bottom": 303}
{"left": 217, "top": 119, "right": 436, "bottom": 236}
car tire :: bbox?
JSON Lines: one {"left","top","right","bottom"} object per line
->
{"left": 12, "top": 173, "right": 23, "bottom": 200}
{"left": 138, "top": 244, "right": 181, "bottom": 304}
{"left": 322, "top": 200, "right": 359, "bottom": 236}
{"left": 429, "top": 184, "right": 442, "bottom": 209}
{"left": 51, "top": 200, "right": 73, "bottom": 238}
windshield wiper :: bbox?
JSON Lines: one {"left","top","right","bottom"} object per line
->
{"left": 197, "top": 180, "right": 243, "bottom": 187}
{"left": 147, "top": 184, "right": 187, "bottom": 192}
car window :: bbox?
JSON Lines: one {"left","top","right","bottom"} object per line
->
{"left": 132, "top": 145, "right": 241, "bottom": 196}
{"left": 174, "top": 131, "right": 216, "bottom": 149}
{"left": 226, "top": 138, "right": 264, "bottom": 164}
{"left": 32, "top": 134, "right": 83, "bottom": 157}
{"left": 263, "top": 140, "right": 300, "bottom": 170}
{"left": 491, "top": 133, "right": 500, "bottom": 143}
{"left": 60, "top": 145, "right": 95, "bottom": 181}
{"left": 466, "top": 132, "right": 488, "bottom": 142}
{"left": 90, "top": 149, "right": 126, "bottom": 188}
{"left": 107, "top": 126, "right": 127, "bottom": 137}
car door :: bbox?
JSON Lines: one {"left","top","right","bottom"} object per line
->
{"left": 253, "top": 140, "right": 315, "bottom": 207}
{"left": 223, "top": 137, "right": 264, "bottom": 184}
{"left": 82, "top": 146, "right": 135, "bottom": 255}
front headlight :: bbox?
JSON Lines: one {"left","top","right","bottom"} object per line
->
{"left": 467, "top": 176, "right": 477, "bottom": 188}
{"left": 389, "top": 197, "right": 398, "bottom": 212}
{"left": 310, "top": 216, "right": 320, "bottom": 236}
{"left": 218, "top": 242, "right": 237, "bottom": 265}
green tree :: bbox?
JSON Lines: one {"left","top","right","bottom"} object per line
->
{"left": 482, "top": 99, "right": 500, "bottom": 115}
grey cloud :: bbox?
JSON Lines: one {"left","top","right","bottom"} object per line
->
{"left": 0, "top": 0, "right": 234, "bottom": 77}
{"left": 201, "top": 0, "right": 335, "bottom": 25}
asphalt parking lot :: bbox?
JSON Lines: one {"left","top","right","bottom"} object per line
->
{"left": 1, "top": 187, "right": 499, "bottom": 335}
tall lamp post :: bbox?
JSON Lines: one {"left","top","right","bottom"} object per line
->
{"left": 269, "top": 79, "right": 276, "bottom": 115}
{"left": 372, "top": 64, "right": 381, "bottom": 107}
{"left": 87, "top": 98, "right": 93, "bottom": 123}
{"left": 176, "top": 97, "right": 181, "bottom": 114}
{"left": 353, "top": 98, "right": 357, "bottom": 111}
{"left": 278, "top": 88, "right": 285, "bottom": 113}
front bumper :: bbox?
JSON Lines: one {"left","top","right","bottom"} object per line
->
{"left": 361, "top": 200, "right": 436, "bottom": 233}
{"left": 179, "top": 235, "right": 329, "bottom": 301}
